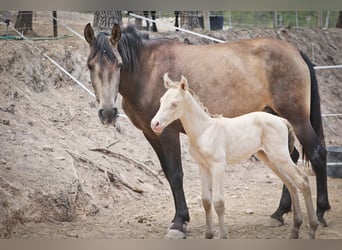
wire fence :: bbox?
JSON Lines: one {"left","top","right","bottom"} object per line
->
{"left": 156, "top": 11, "right": 340, "bottom": 29}
{"left": 1, "top": 11, "right": 341, "bottom": 133}
{"left": 1, "top": 11, "right": 341, "bottom": 38}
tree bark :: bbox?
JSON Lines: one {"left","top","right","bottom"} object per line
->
{"left": 93, "top": 11, "right": 122, "bottom": 32}
{"left": 180, "top": 11, "right": 201, "bottom": 30}
{"left": 15, "top": 11, "right": 33, "bottom": 35}
{"left": 336, "top": 11, "right": 342, "bottom": 28}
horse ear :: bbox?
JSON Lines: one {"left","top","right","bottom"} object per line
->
{"left": 110, "top": 23, "right": 121, "bottom": 45}
{"left": 163, "top": 73, "right": 173, "bottom": 89}
{"left": 84, "top": 23, "right": 95, "bottom": 45}
{"left": 179, "top": 75, "right": 189, "bottom": 91}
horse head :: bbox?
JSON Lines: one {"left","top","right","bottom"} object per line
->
{"left": 84, "top": 23, "right": 122, "bottom": 126}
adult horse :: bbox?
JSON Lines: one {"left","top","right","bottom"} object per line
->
{"left": 83, "top": 23, "right": 330, "bottom": 238}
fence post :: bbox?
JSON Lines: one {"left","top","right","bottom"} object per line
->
{"left": 317, "top": 11, "right": 323, "bottom": 28}
{"left": 228, "top": 11, "right": 232, "bottom": 28}
{"left": 53, "top": 11, "right": 57, "bottom": 37}
{"left": 203, "top": 11, "right": 210, "bottom": 31}
{"left": 325, "top": 11, "right": 330, "bottom": 28}
{"left": 273, "top": 11, "right": 277, "bottom": 28}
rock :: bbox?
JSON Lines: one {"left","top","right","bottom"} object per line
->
{"left": 245, "top": 209, "right": 254, "bottom": 214}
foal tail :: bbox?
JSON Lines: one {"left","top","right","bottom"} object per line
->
{"left": 282, "top": 118, "right": 296, "bottom": 154}
{"left": 300, "top": 51, "right": 325, "bottom": 149}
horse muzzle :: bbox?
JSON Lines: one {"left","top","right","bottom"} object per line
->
{"left": 98, "top": 107, "right": 119, "bottom": 125}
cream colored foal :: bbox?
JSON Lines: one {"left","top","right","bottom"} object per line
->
{"left": 151, "top": 73, "right": 319, "bottom": 239}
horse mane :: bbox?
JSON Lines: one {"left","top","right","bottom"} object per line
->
{"left": 119, "top": 26, "right": 181, "bottom": 73}
{"left": 118, "top": 26, "right": 146, "bottom": 73}
{"left": 88, "top": 32, "right": 118, "bottom": 68}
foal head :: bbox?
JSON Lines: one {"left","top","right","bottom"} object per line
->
{"left": 84, "top": 23, "right": 122, "bottom": 125}
{"left": 151, "top": 73, "right": 189, "bottom": 134}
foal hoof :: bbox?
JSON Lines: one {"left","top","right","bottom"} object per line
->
{"left": 205, "top": 232, "right": 214, "bottom": 239}
{"left": 165, "top": 229, "right": 187, "bottom": 239}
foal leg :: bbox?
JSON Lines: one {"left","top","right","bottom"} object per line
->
{"left": 291, "top": 165, "right": 320, "bottom": 238}
{"left": 271, "top": 147, "right": 299, "bottom": 225}
{"left": 257, "top": 152, "right": 303, "bottom": 239}
{"left": 211, "top": 163, "right": 227, "bottom": 239}
{"left": 198, "top": 166, "right": 214, "bottom": 239}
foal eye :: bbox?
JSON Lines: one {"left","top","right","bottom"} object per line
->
{"left": 171, "top": 102, "right": 178, "bottom": 108}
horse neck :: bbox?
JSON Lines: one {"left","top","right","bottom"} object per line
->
{"left": 179, "top": 92, "right": 212, "bottom": 140}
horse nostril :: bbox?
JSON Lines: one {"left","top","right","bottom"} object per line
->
{"left": 155, "top": 121, "right": 160, "bottom": 127}
{"left": 113, "top": 107, "right": 118, "bottom": 117}
{"left": 99, "top": 109, "right": 104, "bottom": 118}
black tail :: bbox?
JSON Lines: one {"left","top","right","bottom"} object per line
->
{"left": 300, "top": 51, "right": 326, "bottom": 149}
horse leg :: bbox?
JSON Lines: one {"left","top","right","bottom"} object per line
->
{"left": 294, "top": 122, "right": 330, "bottom": 226}
{"left": 271, "top": 147, "right": 299, "bottom": 224}
{"left": 198, "top": 166, "right": 214, "bottom": 239}
{"left": 211, "top": 162, "right": 227, "bottom": 239}
{"left": 143, "top": 131, "right": 189, "bottom": 239}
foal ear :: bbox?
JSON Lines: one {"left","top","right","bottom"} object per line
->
{"left": 179, "top": 75, "right": 189, "bottom": 91}
{"left": 163, "top": 73, "right": 173, "bottom": 89}
{"left": 110, "top": 23, "right": 121, "bottom": 45}
{"left": 84, "top": 23, "right": 95, "bottom": 45}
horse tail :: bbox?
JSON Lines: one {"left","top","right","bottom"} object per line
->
{"left": 300, "top": 51, "right": 326, "bottom": 156}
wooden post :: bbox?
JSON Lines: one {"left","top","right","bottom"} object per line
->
{"left": 203, "top": 11, "right": 210, "bottom": 31}
{"left": 53, "top": 11, "right": 57, "bottom": 37}
{"left": 273, "top": 11, "right": 277, "bottom": 28}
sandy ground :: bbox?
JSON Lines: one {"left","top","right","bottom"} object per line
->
{"left": 0, "top": 11, "right": 341, "bottom": 239}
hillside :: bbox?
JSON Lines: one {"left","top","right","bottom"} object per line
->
{"left": 0, "top": 12, "right": 341, "bottom": 238}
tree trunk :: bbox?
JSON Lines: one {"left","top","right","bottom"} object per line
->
{"left": 180, "top": 11, "right": 201, "bottom": 30}
{"left": 15, "top": 11, "right": 33, "bottom": 35}
{"left": 336, "top": 11, "right": 342, "bottom": 28}
{"left": 93, "top": 11, "right": 122, "bottom": 32}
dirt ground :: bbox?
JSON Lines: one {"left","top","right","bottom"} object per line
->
{"left": 0, "top": 12, "right": 341, "bottom": 239}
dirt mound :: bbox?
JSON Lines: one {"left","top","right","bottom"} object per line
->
{"left": 0, "top": 20, "right": 341, "bottom": 238}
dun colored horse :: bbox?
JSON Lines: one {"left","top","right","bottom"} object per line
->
{"left": 151, "top": 74, "right": 319, "bottom": 239}
{"left": 84, "top": 23, "right": 329, "bottom": 238}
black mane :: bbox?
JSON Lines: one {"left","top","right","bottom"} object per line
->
{"left": 118, "top": 26, "right": 146, "bottom": 73}
{"left": 89, "top": 25, "right": 175, "bottom": 73}
{"left": 88, "top": 32, "right": 118, "bottom": 68}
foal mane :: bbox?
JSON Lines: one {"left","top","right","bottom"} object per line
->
{"left": 187, "top": 88, "right": 222, "bottom": 118}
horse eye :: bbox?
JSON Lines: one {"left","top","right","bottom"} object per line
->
{"left": 87, "top": 63, "right": 94, "bottom": 70}
{"left": 171, "top": 102, "right": 178, "bottom": 108}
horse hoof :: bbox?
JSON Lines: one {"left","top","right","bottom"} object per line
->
{"left": 317, "top": 214, "right": 328, "bottom": 227}
{"left": 268, "top": 217, "right": 284, "bottom": 227}
{"left": 165, "top": 229, "right": 187, "bottom": 239}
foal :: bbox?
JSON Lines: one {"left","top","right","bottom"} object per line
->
{"left": 151, "top": 74, "right": 319, "bottom": 239}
